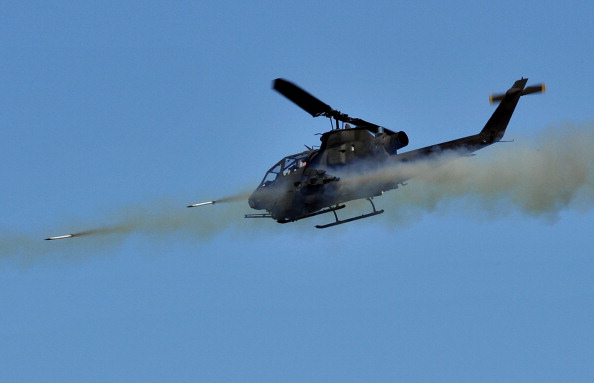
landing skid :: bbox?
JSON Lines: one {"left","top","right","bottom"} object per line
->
{"left": 315, "top": 198, "right": 384, "bottom": 229}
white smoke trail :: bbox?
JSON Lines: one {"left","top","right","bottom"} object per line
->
{"left": 2, "top": 121, "right": 593, "bottom": 264}
{"left": 0, "top": 192, "right": 257, "bottom": 265}
{"left": 373, "top": 121, "right": 594, "bottom": 224}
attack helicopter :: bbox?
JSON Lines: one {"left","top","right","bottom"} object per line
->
{"left": 189, "top": 77, "right": 544, "bottom": 228}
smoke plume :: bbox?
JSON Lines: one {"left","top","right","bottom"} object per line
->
{"left": 373, "top": 121, "right": 594, "bottom": 223}
{"left": 1, "top": 192, "right": 255, "bottom": 265}
{"left": 2, "top": 121, "right": 593, "bottom": 263}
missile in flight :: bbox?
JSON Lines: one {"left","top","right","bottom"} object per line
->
{"left": 45, "top": 234, "right": 75, "bottom": 241}
{"left": 187, "top": 200, "right": 217, "bottom": 208}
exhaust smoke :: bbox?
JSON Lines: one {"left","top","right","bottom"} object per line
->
{"left": 371, "top": 121, "right": 594, "bottom": 223}
{"left": 2, "top": 122, "right": 593, "bottom": 263}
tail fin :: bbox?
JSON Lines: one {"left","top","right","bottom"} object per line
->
{"left": 480, "top": 78, "right": 545, "bottom": 143}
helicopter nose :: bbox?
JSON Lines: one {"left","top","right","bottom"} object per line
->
{"left": 248, "top": 190, "right": 263, "bottom": 209}
{"left": 248, "top": 196, "right": 257, "bottom": 209}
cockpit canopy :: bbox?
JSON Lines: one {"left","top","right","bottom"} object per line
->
{"left": 260, "top": 150, "right": 312, "bottom": 186}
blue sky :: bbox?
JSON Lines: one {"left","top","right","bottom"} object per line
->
{"left": 2, "top": 1, "right": 594, "bottom": 382}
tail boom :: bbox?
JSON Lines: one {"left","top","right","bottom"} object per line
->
{"left": 394, "top": 77, "right": 544, "bottom": 163}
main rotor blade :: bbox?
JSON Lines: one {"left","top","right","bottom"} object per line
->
{"left": 273, "top": 78, "right": 384, "bottom": 132}
{"left": 347, "top": 117, "right": 382, "bottom": 132}
{"left": 273, "top": 78, "right": 332, "bottom": 117}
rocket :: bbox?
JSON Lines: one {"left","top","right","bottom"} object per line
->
{"left": 45, "top": 234, "right": 75, "bottom": 240}
{"left": 187, "top": 200, "right": 217, "bottom": 208}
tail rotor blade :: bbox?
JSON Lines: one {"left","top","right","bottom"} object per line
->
{"left": 490, "top": 82, "right": 545, "bottom": 104}
{"left": 521, "top": 84, "right": 546, "bottom": 96}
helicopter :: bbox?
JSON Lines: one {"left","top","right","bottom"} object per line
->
{"left": 189, "top": 77, "right": 545, "bottom": 229}
{"left": 44, "top": 77, "right": 545, "bottom": 241}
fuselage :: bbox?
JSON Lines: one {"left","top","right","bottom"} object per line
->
{"left": 242, "top": 77, "right": 543, "bottom": 226}
{"left": 248, "top": 127, "right": 409, "bottom": 222}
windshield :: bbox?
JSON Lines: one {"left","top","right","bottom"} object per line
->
{"left": 260, "top": 151, "right": 311, "bottom": 186}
